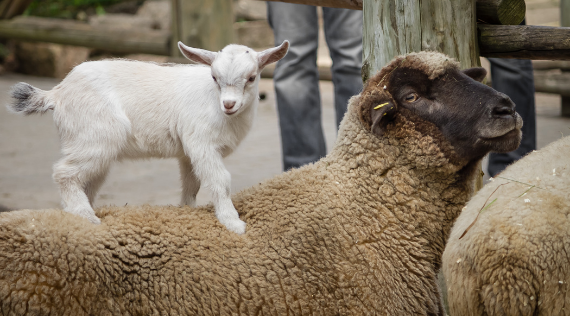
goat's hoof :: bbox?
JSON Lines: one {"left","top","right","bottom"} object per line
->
{"left": 88, "top": 216, "right": 102, "bottom": 225}
{"left": 224, "top": 218, "right": 246, "bottom": 235}
{"left": 67, "top": 208, "right": 101, "bottom": 225}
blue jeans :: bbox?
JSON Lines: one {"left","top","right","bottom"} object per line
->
{"left": 267, "top": 2, "right": 363, "bottom": 171}
{"left": 487, "top": 58, "right": 537, "bottom": 177}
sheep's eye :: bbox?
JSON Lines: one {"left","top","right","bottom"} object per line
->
{"left": 248, "top": 76, "right": 256, "bottom": 82}
{"left": 212, "top": 76, "right": 217, "bottom": 82}
{"left": 404, "top": 93, "right": 418, "bottom": 102}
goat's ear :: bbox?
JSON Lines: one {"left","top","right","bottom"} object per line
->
{"left": 258, "top": 40, "right": 289, "bottom": 69}
{"left": 462, "top": 67, "right": 487, "bottom": 82}
{"left": 178, "top": 42, "right": 217, "bottom": 65}
{"left": 369, "top": 95, "right": 397, "bottom": 136}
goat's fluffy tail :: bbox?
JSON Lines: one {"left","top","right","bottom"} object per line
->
{"left": 8, "top": 82, "right": 55, "bottom": 115}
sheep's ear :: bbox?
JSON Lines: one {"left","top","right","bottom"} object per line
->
{"left": 178, "top": 42, "right": 217, "bottom": 65}
{"left": 462, "top": 67, "right": 487, "bottom": 82}
{"left": 370, "top": 96, "right": 397, "bottom": 136}
{"left": 258, "top": 40, "right": 290, "bottom": 69}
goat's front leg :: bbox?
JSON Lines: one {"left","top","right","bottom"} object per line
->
{"left": 178, "top": 156, "right": 200, "bottom": 207}
{"left": 188, "top": 147, "right": 246, "bottom": 234}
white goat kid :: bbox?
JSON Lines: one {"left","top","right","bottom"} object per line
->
{"left": 8, "top": 40, "right": 290, "bottom": 234}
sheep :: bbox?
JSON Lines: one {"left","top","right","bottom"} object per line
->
{"left": 0, "top": 51, "right": 523, "bottom": 315}
{"left": 442, "top": 135, "right": 570, "bottom": 316}
{"left": 6, "top": 40, "right": 290, "bottom": 234}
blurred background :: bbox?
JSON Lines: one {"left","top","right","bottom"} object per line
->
{"left": 0, "top": 0, "right": 568, "bottom": 212}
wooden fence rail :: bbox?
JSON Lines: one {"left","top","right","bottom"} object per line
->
{"left": 0, "top": 16, "right": 170, "bottom": 55}
{"left": 3, "top": 17, "right": 570, "bottom": 61}
{"left": 479, "top": 25, "right": 570, "bottom": 60}
{"left": 3, "top": 0, "right": 570, "bottom": 61}
{"left": 263, "top": 0, "right": 361, "bottom": 10}
{"left": 264, "top": 0, "right": 527, "bottom": 26}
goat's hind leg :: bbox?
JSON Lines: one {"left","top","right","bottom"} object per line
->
{"left": 179, "top": 156, "right": 201, "bottom": 207}
{"left": 53, "top": 157, "right": 108, "bottom": 224}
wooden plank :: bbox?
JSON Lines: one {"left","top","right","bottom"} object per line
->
{"left": 0, "top": 16, "right": 170, "bottom": 55}
{"left": 262, "top": 0, "right": 523, "bottom": 25}
{"left": 171, "top": 0, "right": 233, "bottom": 57}
{"left": 2, "top": 0, "right": 33, "bottom": 19}
{"left": 562, "top": 0, "right": 570, "bottom": 27}
{"left": 476, "top": 0, "right": 525, "bottom": 25}
{"left": 478, "top": 24, "right": 570, "bottom": 60}
{"left": 234, "top": 20, "right": 274, "bottom": 49}
{"left": 263, "top": 0, "right": 362, "bottom": 10}
{"left": 170, "top": 0, "right": 181, "bottom": 57}
{"left": 534, "top": 70, "right": 570, "bottom": 97}
{"left": 560, "top": 0, "right": 570, "bottom": 116}
{"left": 533, "top": 60, "right": 570, "bottom": 70}
{"left": 0, "top": 0, "right": 11, "bottom": 18}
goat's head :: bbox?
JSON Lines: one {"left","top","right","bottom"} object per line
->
{"left": 359, "top": 51, "right": 522, "bottom": 162}
{"left": 178, "top": 41, "right": 289, "bottom": 116}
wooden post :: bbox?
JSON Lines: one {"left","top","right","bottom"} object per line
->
{"left": 362, "top": 0, "right": 480, "bottom": 82}
{"left": 170, "top": 0, "right": 234, "bottom": 57}
{"left": 362, "top": 0, "right": 483, "bottom": 190}
{"left": 561, "top": 0, "right": 570, "bottom": 117}
{"left": 264, "top": 0, "right": 361, "bottom": 9}
{"left": 0, "top": 0, "right": 33, "bottom": 19}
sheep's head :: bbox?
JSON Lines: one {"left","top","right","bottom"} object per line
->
{"left": 178, "top": 41, "right": 289, "bottom": 116}
{"left": 359, "top": 52, "right": 522, "bottom": 162}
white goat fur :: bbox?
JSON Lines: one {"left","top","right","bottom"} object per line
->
{"left": 7, "top": 41, "right": 290, "bottom": 234}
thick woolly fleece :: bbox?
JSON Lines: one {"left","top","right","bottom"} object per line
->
{"left": 0, "top": 55, "right": 479, "bottom": 315}
{"left": 443, "top": 136, "right": 570, "bottom": 316}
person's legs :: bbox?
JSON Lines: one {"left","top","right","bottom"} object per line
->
{"left": 268, "top": 3, "right": 325, "bottom": 171}
{"left": 487, "top": 57, "right": 537, "bottom": 177}
{"left": 322, "top": 7, "right": 363, "bottom": 128}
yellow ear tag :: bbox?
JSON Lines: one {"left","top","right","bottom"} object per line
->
{"left": 374, "top": 102, "right": 389, "bottom": 110}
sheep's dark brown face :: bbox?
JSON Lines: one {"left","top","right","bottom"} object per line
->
{"left": 369, "top": 66, "right": 522, "bottom": 161}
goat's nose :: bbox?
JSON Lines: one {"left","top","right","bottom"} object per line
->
{"left": 224, "top": 100, "right": 236, "bottom": 109}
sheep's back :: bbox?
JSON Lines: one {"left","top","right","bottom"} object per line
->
{"left": 0, "top": 170, "right": 365, "bottom": 315}
{"left": 0, "top": 204, "right": 258, "bottom": 315}
{"left": 443, "top": 136, "right": 570, "bottom": 316}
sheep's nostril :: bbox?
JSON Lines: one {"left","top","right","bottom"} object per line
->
{"left": 224, "top": 101, "right": 236, "bottom": 110}
{"left": 492, "top": 106, "right": 514, "bottom": 118}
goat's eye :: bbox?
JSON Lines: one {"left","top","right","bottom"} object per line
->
{"left": 404, "top": 93, "right": 419, "bottom": 102}
{"left": 248, "top": 76, "right": 256, "bottom": 82}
